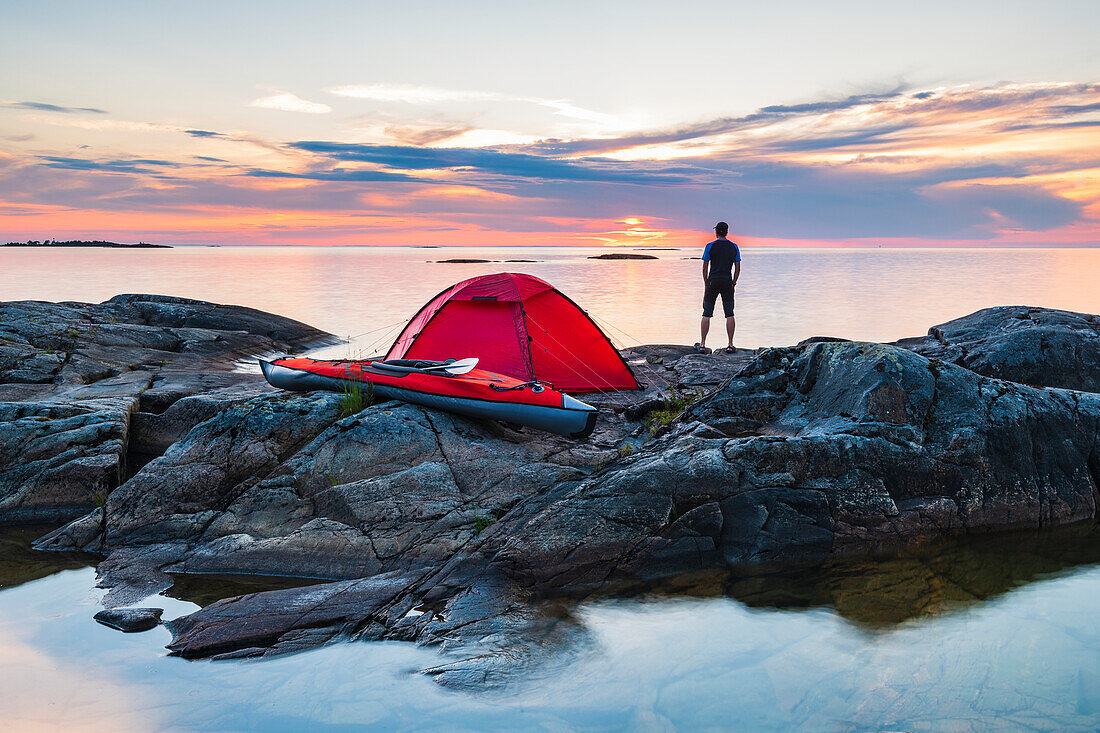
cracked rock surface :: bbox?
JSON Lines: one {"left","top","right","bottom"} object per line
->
{"left": 7, "top": 296, "right": 1099, "bottom": 687}
{"left": 0, "top": 294, "right": 335, "bottom": 524}
{"left": 895, "top": 305, "right": 1100, "bottom": 392}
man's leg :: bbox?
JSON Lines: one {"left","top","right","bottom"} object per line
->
{"left": 722, "top": 283, "right": 736, "bottom": 349}
{"left": 700, "top": 282, "right": 717, "bottom": 349}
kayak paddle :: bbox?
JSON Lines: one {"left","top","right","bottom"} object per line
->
{"left": 420, "top": 357, "right": 479, "bottom": 375}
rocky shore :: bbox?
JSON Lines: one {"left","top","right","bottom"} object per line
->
{"left": 2, "top": 295, "right": 1097, "bottom": 687}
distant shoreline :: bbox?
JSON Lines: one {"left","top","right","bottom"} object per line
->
{"left": 3, "top": 240, "right": 171, "bottom": 249}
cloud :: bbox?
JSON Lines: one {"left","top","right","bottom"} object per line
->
{"left": 37, "top": 155, "right": 181, "bottom": 174}
{"left": 328, "top": 83, "right": 615, "bottom": 123}
{"left": 381, "top": 124, "right": 474, "bottom": 146}
{"left": 5, "top": 81, "right": 1096, "bottom": 245}
{"left": 242, "top": 167, "right": 423, "bottom": 182}
{"left": 3, "top": 133, "right": 36, "bottom": 142}
{"left": 287, "top": 141, "right": 704, "bottom": 184}
{"left": 329, "top": 84, "right": 501, "bottom": 104}
{"left": 0, "top": 100, "right": 106, "bottom": 114}
{"left": 523, "top": 89, "right": 910, "bottom": 155}
{"left": 760, "top": 126, "right": 909, "bottom": 153}
{"left": 249, "top": 91, "right": 332, "bottom": 114}
{"left": 525, "top": 83, "right": 1100, "bottom": 157}
{"left": 1001, "top": 119, "right": 1100, "bottom": 132}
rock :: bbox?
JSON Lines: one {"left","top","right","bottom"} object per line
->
{"left": 129, "top": 383, "right": 272, "bottom": 459}
{"left": 41, "top": 398, "right": 603, "bottom": 586}
{"left": 94, "top": 607, "right": 163, "bottom": 632}
{"left": 479, "top": 340, "right": 1099, "bottom": 592}
{"left": 0, "top": 295, "right": 335, "bottom": 522}
{"left": 895, "top": 305, "right": 1100, "bottom": 392}
{"left": 0, "top": 398, "right": 133, "bottom": 525}
{"left": 98, "top": 391, "right": 345, "bottom": 548}
{"left": 587, "top": 253, "right": 658, "bottom": 260}
{"left": 671, "top": 352, "right": 752, "bottom": 387}
{"left": 165, "top": 571, "right": 420, "bottom": 658}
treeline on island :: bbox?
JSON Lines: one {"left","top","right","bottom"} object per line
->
{"left": 3, "top": 240, "right": 170, "bottom": 248}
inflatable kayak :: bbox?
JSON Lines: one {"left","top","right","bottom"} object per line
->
{"left": 259, "top": 356, "right": 598, "bottom": 438}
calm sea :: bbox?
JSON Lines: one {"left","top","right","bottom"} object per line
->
{"left": 3, "top": 245, "right": 1098, "bottom": 356}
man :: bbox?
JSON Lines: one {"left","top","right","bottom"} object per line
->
{"left": 695, "top": 221, "right": 741, "bottom": 354}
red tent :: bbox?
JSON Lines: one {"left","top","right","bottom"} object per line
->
{"left": 386, "top": 273, "right": 639, "bottom": 393}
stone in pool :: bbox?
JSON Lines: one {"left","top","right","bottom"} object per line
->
{"left": 94, "top": 607, "right": 163, "bottom": 632}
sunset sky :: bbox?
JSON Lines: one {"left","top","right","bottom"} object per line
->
{"left": 2, "top": 0, "right": 1098, "bottom": 247}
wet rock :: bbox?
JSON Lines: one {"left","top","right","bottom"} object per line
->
{"left": 166, "top": 571, "right": 421, "bottom": 659}
{"left": 94, "top": 607, "right": 163, "bottom": 632}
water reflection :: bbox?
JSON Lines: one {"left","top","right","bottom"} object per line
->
{"left": 639, "top": 521, "right": 1100, "bottom": 629}
{"left": 1, "top": 521, "right": 1099, "bottom": 730}
{"left": 164, "top": 573, "right": 328, "bottom": 608}
{"left": 0, "top": 524, "right": 94, "bottom": 592}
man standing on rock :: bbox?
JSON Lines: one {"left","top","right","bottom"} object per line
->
{"left": 695, "top": 221, "right": 741, "bottom": 354}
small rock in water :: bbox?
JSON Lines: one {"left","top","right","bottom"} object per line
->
{"left": 94, "top": 607, "right": 163, "bottom": 632}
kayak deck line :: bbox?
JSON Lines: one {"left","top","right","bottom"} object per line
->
{"left": 259, "top": 357, "right": 598, "bottom": 439}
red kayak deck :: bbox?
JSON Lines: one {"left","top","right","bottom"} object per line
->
{"left": 272, "top": 357, "right": 566, "bottom": 409}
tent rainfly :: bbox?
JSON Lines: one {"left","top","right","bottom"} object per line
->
{"left": 385, "top": 273, "right": 639, "bottom": 393}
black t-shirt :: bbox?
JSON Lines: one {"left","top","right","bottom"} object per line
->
{"left": 702, "top": 238, "right": 741, "bottom": 281}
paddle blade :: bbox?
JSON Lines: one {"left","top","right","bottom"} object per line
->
{"left": 441, "top": 357, "right": 479, "bottom": 374}
{"left": 421, "top": 357, "right": 479, "bottom": 375}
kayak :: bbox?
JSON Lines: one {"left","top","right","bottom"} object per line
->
{"left": 259, "top": 356, "right": 598, "bottom": 438}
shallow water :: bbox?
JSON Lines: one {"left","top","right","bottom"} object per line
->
{"left": 2, "top": 523, "right": 1098, "bottom": 731}
{"left": 2, "top": 246, "right": 1098, "bottom": 357}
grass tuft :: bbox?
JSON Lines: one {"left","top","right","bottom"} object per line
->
{"left": 645, "top": 389, "right": 706, "bottom": 435}
{"left": 473, "top": 515, "right": 495, "bottom": 534}
{"left": 340, "top": 382, "right": 372, "bottom": 417}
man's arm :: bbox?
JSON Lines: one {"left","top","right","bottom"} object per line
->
{"left": 702, "top": 260, "right": 709, "bottom": 285}
{"left": 733, "top": 261, "right": 740, "bottom": 285}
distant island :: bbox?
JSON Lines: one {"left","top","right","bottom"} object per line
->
{"left": 435, "top": 258, "right": 495, "bottom": 263}
{"left": 3, "top": 240, "right": 170, "bottom": 249}
{"left": 587, "top": 253, "right": 658, "bottom": 260}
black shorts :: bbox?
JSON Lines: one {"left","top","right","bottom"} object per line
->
{"left": 702, "top": 278, "right": 735, "bottom": 318}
